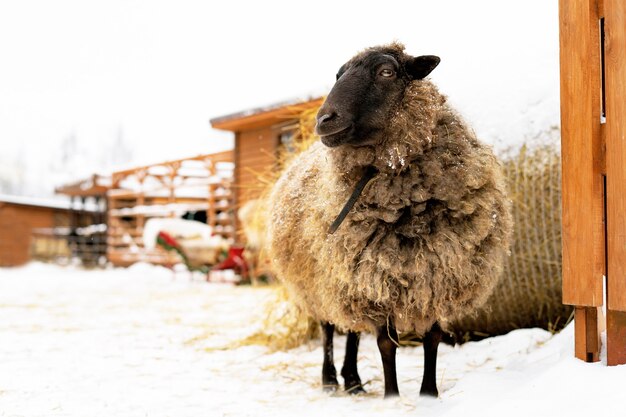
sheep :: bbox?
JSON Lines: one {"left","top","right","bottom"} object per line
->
{"left": 267, "top": 42, "right": 513, "bottom": 398}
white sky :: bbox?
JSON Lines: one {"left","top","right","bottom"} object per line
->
{"left": 0, "top": 0, "right": 559, "bottom": 196}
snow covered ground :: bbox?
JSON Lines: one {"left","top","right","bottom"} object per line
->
{"left": 0, "top": 262, "right": 623, "bottom": 417}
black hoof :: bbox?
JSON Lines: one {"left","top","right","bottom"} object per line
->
{"left": 322, "top": 383, "right": 339, "bottom": 392}
{"left": 383, "top": 390, "right": 400, "bottom": 399}
{"left": 345, "top": 381, "right": 366, "bottom": 395}
{"left": 341, "top": 368, "right": 365, "bottom": 395}
{"left": 322, "top": 374, "right": 339, "bottom": 392}
{"left": 419, "top": 386, "right": 439, "bottom": 398}
{"left": 322, "top": 363, "right": 339, "bottom": 392}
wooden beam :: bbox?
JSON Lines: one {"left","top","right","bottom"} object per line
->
{"left": 559, "top": 0, "right": 604, "bottom": 307}
{"left": 607, "top": 309, "right": 626, "bottom": 365}
{"left": 605, "top": 0, "right": 626, "bottom": 312}
{"left": 111, "top": 150, "right": 234, "bottom": 178}
{"left": 574, "top": 307, "right": 602, "bottom": 362}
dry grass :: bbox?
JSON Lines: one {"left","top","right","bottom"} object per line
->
{"left": 233, "top": 285, "right": 319, "bottom": 351}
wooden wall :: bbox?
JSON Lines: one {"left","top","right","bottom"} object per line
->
{"left": 0, "top": 203, "right": 69, "bottom": 266}
{"left": 235, "top": 126, "right": 280, "bottom": 210}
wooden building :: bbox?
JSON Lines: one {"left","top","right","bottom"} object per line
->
{"left": 0, "top": 195, "right": 76, "bottom": 266}
{"left": 210, "top": 97, "right": 324, "bottom": 215}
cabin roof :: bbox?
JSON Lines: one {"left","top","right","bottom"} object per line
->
{"left": 0, "top": 193, "right": 97, "bottom": 211}
{"left": 210, "top": 96, "right": 324, "bottom": 132}
{"left": 55, "top": 174, "right": 111, "bottom": 197}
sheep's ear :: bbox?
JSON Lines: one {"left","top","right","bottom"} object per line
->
{"left": 407, "top": 55, "right": 440, "bottom": 79}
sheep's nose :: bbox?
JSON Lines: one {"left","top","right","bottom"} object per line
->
{"left": 317, "top": 112, "right": 337, "bottom": 126}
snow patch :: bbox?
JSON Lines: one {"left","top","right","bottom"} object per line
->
{"left": 1, "top": 263, "right": 623, "bottom": 417}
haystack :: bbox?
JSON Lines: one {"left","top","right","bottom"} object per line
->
{"left": 233, "top": 286, "right": 319, "bottom": 351}
{"left": 451, "top": 141, "right": 571, "bottom": 340}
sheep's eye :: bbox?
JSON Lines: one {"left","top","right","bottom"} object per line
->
{"left": 379, "top": 68, "right": 395, "bottom": 78}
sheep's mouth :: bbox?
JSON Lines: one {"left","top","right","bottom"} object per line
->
{"left": 318, "top": 125, "right": 353, "bottom": 147}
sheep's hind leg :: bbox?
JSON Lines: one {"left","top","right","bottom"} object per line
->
{"left": 376, "top": 321, "right": 400, "bottom": 398}
{"left": 419, "top": 322, "right": 443, "bottom": 397}
{"left": 341, "top": 331, "right": 365, "bottom": 394}
{"left": 321, "top": 321, "right": 339, "bottom": 391}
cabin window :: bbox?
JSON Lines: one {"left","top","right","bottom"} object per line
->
{"left": 279, "top": 130, "right": 296, "bottom": 154}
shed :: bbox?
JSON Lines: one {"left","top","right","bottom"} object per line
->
{"left": 0, "top": 195, "right": 86, "bottom": 266}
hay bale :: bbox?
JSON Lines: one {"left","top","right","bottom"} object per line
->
{"left": 450, "top": 142, "right": 572, "bottom": 341}
{"left": 235, "top": 286, "right": 319, "bottom": 351}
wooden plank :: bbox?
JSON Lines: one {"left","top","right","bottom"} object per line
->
{"left": 559, "top": 0, "right": 604, "bottom": 307}
{"left": 111, "top": 151, "right": 233, "bottom": 178}
{"left": 607, "top": 309, "right": 626, "bottom": 365}
{"left": 239, "top": 145, "right": 275, "bottom": 156}
{"left": 574, "top": 307, "right": 602, "bottom": 362}
{"left": 238, "top": 144, "right": 276, "bottom": 158}
{"left": 238, "top": 135, "right": 276, "bottom": 150}
{"left": 605, "top": 0, "right": 626, "bottom": 311}
{"left": 238, "top": 158, "right": 276, "bottom": 172}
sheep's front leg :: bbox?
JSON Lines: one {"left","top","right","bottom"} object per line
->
{"left": 419, "top": 322, "right": 442, "bottom": 397}
{"left": 321, "top": 321, "right": 339, "bottom": 391}
{"left": 376, "top": 321, "right": 400, "bottom": 397}
{"left": 341, "top": 331, "right": 365, "bottom": 394}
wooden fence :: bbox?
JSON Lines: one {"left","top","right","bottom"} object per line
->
{"left": 560, "top": 0, "right": 626, "bottom": 365}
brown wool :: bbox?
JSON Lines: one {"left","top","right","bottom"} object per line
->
{"left": 267, "top": 44, "right": 513, "bottom": 336}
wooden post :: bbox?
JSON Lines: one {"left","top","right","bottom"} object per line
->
{"left": 561, "top": 0, "right": 626, "bottom": 365}
{"left": 574, "top": 307, "right": 603, "bottom": 362}
{"left": 559, "top": 0, "right": 604, "bottom": 362}
{"left": 207, "top": 159, "right": 217, "bottom": 231}
{"left": 136, "top": 169, "right": 146, "bottom": 233}
{"left": 604, "top": 0, "right": 626, "bottom": 366}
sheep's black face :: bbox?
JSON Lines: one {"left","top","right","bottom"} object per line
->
{"left": 316, "top": 49, "right": 440, "bottom": 148}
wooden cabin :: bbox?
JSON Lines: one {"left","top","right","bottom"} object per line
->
{"left": 106, "top": 151, "right": 235, "bottom": 267}
{"left": 0, "top": 195, "right": 75, "bottom": 266}
{"left": 210, "top": 96, "right": 324, "bottom": 227}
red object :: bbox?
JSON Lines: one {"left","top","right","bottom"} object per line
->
{"left": 211, "top": 246, "right": 248, "bottom": 279}
{"left": 157, "top": 231, "right": 179, "bottom": 248}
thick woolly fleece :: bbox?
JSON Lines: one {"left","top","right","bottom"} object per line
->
{"left": 267, "top": 49, "right": 513, "bottom": 335}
